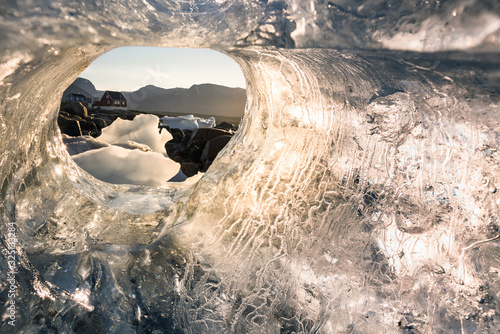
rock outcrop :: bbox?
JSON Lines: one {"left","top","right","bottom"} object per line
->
{"left": 61, "top": 102, "right": 88, "bottom": 119}
{"left": 201, "top": 135, "right": 232, "bottom": 162}
{"left": 215, "top": 121, "right": 238, "bottom": 132}
{"left": 58, "top": 112, "right": 84, "bottom": 136}
{"left": 58, "top": 106, "right": 138, "bottom": 137}
{"left": 165, "top": 127, "right": 234, "bottom": 177}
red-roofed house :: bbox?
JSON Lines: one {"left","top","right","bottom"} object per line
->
{"left": 93, "top": 91, "right": 127, "bottom": 108}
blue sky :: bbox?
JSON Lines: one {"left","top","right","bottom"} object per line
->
{"left": 79, "top": 47, "right": 246, "bottom": 91}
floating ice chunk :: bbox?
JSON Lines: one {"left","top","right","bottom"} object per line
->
{"left": 72, "top": 145, "right": 184, "bottom": 187}
{"left": 98, "top": 114, "right": 171, "bottom": 154}
{"left": 160, "top": 114, "right": 216, "bottom": 130}
{"left": 62, "top": 134, "right": 110, "bottom": 155}
{"left": 113, "top": 140, "right": 153, "bottom": 152}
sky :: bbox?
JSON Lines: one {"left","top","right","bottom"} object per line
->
{"left": 79, "top": 47, "right": 246, "bottom": 91}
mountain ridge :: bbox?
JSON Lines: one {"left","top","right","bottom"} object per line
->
{"left": 123, "top": 83, "right": 246, "bottom": 118}
{"left": 64, "top": 78, "right": 246, "bottom": 119}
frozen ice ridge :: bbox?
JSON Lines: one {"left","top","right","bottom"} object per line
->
{"left": 0, "top": 0, "right": 499, "bottom": 333}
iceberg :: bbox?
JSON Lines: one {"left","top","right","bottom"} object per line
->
{"left": 63, "top": 114, "right": 184, "bottom": 186}
{"left": 98, "top": 114, "right": 172, "bottom": 154}
{"left": 0, "top": 0, "right": 499, "bottom": 333}
{"left": 160, "top": 114, "right": 216, "bottom": 130}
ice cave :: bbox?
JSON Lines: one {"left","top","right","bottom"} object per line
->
{"left": 1, "top": 0, "right": 499, "bottom": 333}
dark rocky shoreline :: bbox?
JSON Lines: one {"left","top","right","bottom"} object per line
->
{"left": 58, "top": 102, "right": 138, "bottom": 137}
{"left": 164, "top": 126, "right": 235, "bottom": 177}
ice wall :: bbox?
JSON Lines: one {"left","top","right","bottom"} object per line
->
{"left": 0, "top": 0, "right": 499, "bottom": 333}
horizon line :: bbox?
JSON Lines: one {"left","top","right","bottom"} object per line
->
{"left": 78, "top": 77, "right": 246, "bottom": 92}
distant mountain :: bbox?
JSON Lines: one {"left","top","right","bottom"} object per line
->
{"left": 123, "top": 83, "right": 247, "bottom": 118}
{"left": 62, "top": 77, "right": 102, "bottom": 100}
{"left": 64, "top": 78, "right": 247, "bottom": 119}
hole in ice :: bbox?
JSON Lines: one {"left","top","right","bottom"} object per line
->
{"left": 58, "top": 47, "right": 246, "bottom": 188}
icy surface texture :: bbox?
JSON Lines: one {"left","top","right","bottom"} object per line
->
{"left": 0, "top": 0, "right": 499, "bottom": 333}
{"left": 160, "top": 115, "right": 216, "bottom": 130}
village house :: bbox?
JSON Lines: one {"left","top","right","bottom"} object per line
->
{"left": 93, "top": 91, "right": 127, "bottom": 108}
{"left": 63, "top": 93, "right": 93, "bottom": 107}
